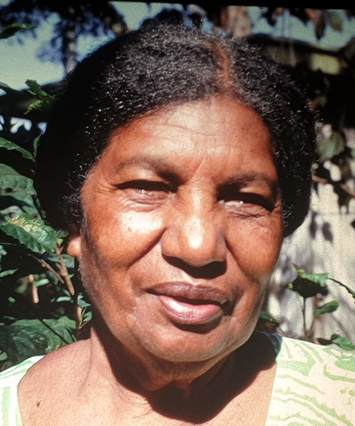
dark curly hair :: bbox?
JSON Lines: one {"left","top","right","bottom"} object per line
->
{"left": 36, "top": 22, "right": 316, "bottom": 237}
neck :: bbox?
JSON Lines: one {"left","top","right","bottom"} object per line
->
{"left": 79, "top": 320, "right": 274, "bottom": 423}
{"left": 88, "top": 319, "right": 233, "bottom": 394}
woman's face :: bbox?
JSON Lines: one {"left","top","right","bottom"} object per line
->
{"left": 69, "top": 96, "right": 283, "bottom": 363}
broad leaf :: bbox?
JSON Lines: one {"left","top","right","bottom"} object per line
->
{"left": 293, "top": 265, "right": 329, "bottom": 286}
{"left": 315, "top": 300, "right": 339, "bottom": 316}
{"left": 0, "top": 268, "right": 17, "bottom": 278}
{"left": 0, "top": 137, "right": 34, "bottom": 161}
{"left": 26, "top": 99, "right": 47, "bottom": 115}
{"left": 0, "top": 317, "right": 76, "bottom": 370}
{"left": 25, "top": 80, "right": 52, "bottom": 100}
{"left": 0, "top": 214, "right": 58, "bottom": 254}
{"left": 318, "top": 131, "right": 346, "bottom": 161}
{"left": 0, "top": 163, "right": 35, "bottom": 195}
{"left": 25, "top": 80, "right": 55, "bottom": 115}
{"left": 330, "top": 334, "right": 355, "bottom": 351}
{"left": 288, "top": 265, "right": 329, "bottom": 298}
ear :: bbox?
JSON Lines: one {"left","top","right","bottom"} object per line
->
{"left": 67, "top": 235, "right": 81, "bottom": 258}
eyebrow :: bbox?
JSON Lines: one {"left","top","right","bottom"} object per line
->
{"left": 113, "top": 155, "right": 279, "bottom": 191}
{"left": 113, "top": 155, "right": 172, "bottom": 172}
{"left": 222, "top": 173, "right": 278, "bottom": 189}
{"left": 113, "top": 155, "right": 182, "bottom": 184}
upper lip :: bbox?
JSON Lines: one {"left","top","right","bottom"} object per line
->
{"left": 148, "top": 281, "right": 233, "bottom": 306}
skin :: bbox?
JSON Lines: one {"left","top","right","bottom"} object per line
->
{"left": 19, "top": 96, "right": 283, "bottom": 425}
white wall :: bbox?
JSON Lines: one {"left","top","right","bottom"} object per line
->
{"left": 268, "top": 132, "right": 355, "bottom": 340}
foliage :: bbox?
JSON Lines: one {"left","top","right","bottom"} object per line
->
{"left": 0, "top": 83, "right": 91, "bottom": 371}
{"left": 24, "top": 80, "right": 55, "bottom": 115}
{"left": 0, "top": 317, "right": 76, "bottom": 370}
{"left": 286, "top": 264, "right": 355, "bottom": 344}
{"left": 260, "top": 8, "right": 346, "bottom": 40}
{"left": 0, "top": 22, "right": 34, "bottom": 39}
{"left": 0, "top": 0, "right": 127, "bottom": 72}
{"left": 318, "top": 334, "right": 355, "bottom": 351}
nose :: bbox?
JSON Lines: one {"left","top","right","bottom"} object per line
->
{"left": 161, "top": 198, "right": 227, "bottom": 268}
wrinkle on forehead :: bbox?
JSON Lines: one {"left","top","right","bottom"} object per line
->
{"left": 110, "top": 96, "right": 269, "bottom": 144}
{"left": 148, "top": 97, "right": 265, "bottom": 137}
{"left": 95, "top": 96, "right": 275, "bottom": 186}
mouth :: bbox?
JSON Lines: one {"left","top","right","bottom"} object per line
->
{"left": 148, "top": 282, "right": 233, "bottom": 326}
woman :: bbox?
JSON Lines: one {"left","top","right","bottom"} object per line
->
{"left": 1, "top": 23, "right": 354, "bottom": 425}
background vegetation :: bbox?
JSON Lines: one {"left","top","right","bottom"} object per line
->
{"left": 0, "top": 2, "right": 354, "bottom": 370}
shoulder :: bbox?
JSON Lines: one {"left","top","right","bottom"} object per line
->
{"left": 18, "top": 340, "right": 90, "bottom": 424}
{"left": 19, "top": 339, "right": 89, "bottom": 397}
{"left": 267, "top": 335, "right": 355, "bottom": 426}
{"left": 0, "top": 356, "right": 42, "bottom": 425}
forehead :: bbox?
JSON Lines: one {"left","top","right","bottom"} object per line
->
{"left": 98, "top": 96, "right": 275, "bottom": 181}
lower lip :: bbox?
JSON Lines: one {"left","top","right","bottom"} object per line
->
{"left": 158, "top": 295, "right": 223, "bottom": 325}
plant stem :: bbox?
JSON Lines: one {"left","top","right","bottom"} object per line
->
{"left": 32, "top": 255, "right": 65, "bottom": 285}
{"left": 12, "top": 293, "right": 72, "bottom": 346}
{"left": 29, "top": 274, "right": 39, "bottom": 304}
{"left": 302, "top": 297, "right": 308, "bottom": 339}
{"left": 56, "top": 247, "right": 82, "bottom": 330}
{"left": 38, "top": 318, "right": 71, "bottom": 345}
{"left": 57, "top": 252, "right": 75, "bottom": 297}
{"left": 328, "top": 277, "right": 355, "bottom": 300}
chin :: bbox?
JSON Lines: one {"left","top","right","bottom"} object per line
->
{"left": 134, "top": 321, "right": 254, "bottom": 364}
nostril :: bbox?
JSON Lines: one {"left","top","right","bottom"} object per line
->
{"left": 160, "top": 209, "right": 227, "bottom": 268}
{"left": 163, "top": 255, "right": 227, "bottom": 279}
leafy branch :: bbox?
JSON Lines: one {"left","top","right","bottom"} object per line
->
{"left": 287, "top": 264, "right": 355, "bottom": 348}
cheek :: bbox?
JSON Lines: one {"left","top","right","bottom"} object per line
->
{"left": 84, "top": 205, "right": 165, "bottom": 268}
{"left": 227, "top": 216, "right": 283, "bottom": 283}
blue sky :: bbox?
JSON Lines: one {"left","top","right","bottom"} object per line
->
{"left": 0, "top": 3, "right": 355, "bottom": 89}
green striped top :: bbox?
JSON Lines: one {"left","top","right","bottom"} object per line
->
{"left": 0, "top": 356, "right": 42, "bottom": 426}
{"left": 0, "top": 336, "right": 354, "bottom": 425}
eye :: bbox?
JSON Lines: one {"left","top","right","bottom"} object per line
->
{"left": 116, "top": 180, "right": 173, "bottom": 203}
{"left": 218, "top": 186, "right": 274, "bottom": 216}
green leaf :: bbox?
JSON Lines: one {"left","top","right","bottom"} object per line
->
{"left": 32, "top": 135, "right": 41, "bottom": 159}
{"left": 25, "top": 80, "right": 55, "bottom": 115}
{"left": 0, "top": 317, "right": 76, "bottom": 370}
{"left": 288, "top": 265, "right": 329, "bottom": 298}
{"left": 315, "top": 300, "right": 339, "bottom": 316}
{"left": 0, "top": 221, "right": 47, "bottom": 254}
{"left": 0, "top": 137, "right": 34, "bottom": 161}
{"left": 77, "top": 293, "right": 92, "bottom": 310}
{"left": 318, "top": 131, "right": 346, "bottom": 161}
{"left": 35, "top": 278, "right": 49, "bottom": 287}
{"left": 0, "top": 269, "right": 17, "bottom": 278}
{"left": 25, "top": 99, "right": 47, "bottom": 115}
{"left": 0, "top": 23, "right": 34, "bottom": 39}
{"left": 259, "top": 311, "right": 279, "bottom": 325}
{"left": 0, "top": 214, "right": 58, "bottom": 254}
{"left": 0, "top": 163, "right": 35, "bottom": 195}
{"left": 330, "top": 334, "right": 355, "bottom": 351}
{"left": 25, "top": 80, "right": 55, "bottom": 102}
{"left": 54, "top": 295, "right": 72, "bottom": 303}
{"left": 0, "top": 244, "right": 6, "bottom": 257}
{"left": 293, "top": 264, "right": 329, "bottom": 286}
